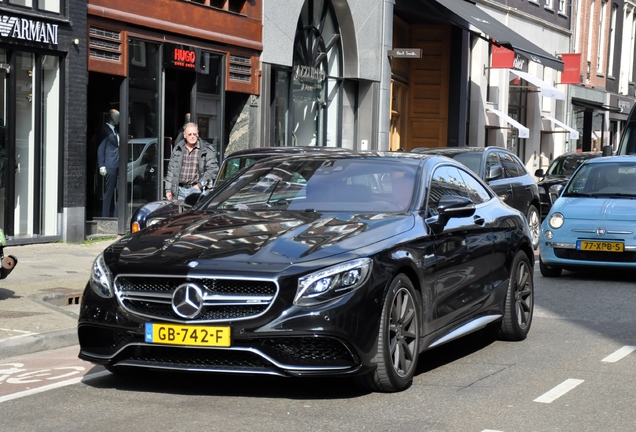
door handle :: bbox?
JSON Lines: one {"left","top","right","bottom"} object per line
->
{"left": 473, "top": 215, "right": 485, "bottom": 225}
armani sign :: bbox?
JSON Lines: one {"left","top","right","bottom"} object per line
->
{"left": 0, "top": 15, "right": 58, "bottom": 45}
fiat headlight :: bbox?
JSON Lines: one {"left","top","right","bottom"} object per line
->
{"left": 295, "top": 258, "right": 372, "bottom": 306}
{"left": 90, "top": 253, "right": 114, "bottom": 298}
{"left": 549, "top": 212, "right": 564, "bottom": 229}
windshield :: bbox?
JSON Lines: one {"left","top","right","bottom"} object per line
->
{"left": 547, "top": 156, "right": 588, "bottom": 176}
{"left": 563, "top": 162, "right": 636, "bottom": 197}
{"left": 446, "top": 153, "right": 482, "bottom": 175}
{"left": 203, "top": 158, "right": 419, "bottom": 213}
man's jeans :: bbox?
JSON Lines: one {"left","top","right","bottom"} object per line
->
{"left": 177, "top": 185, "right": 199, "bottom": 200}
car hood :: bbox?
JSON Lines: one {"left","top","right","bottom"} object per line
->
{"left": 537, "top": 176, "right": 569, "bottom": 188}
{"left": 110, "top": 210, "right": 416, "bottom": 274}
{"left": 552, "top": 197, "right": 636, "bottom": 221}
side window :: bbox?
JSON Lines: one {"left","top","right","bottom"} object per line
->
{"left": 485, "top": 152, "right": 503, "bottom": 180}
{"left": 499, "top": 152, "right": 525, "bottom": 178}
{"left": 456, "top": 168, "right": 493, "bottom": 203}
{"left": 427, "top": 165, "right": 490, "bottom": 216}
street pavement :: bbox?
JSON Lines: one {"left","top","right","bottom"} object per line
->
{"left": 0, "top": 238, "right": 116, "bottom": 360}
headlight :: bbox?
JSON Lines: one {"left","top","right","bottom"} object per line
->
{"left": 549, "top": 212, "right": 564, "bottom": 229}
{"left": 90, "top": 253, "right": 114, "bottom": 298}
{"left": 295, "top": 258, "right": 372, "bottom": 306}
{"left": 538, "top": 186, "right": 546, "bottom": 194}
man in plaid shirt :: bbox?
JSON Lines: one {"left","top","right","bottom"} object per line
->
{"left": 165, "top": 123, "right": 219, "bottom": 200}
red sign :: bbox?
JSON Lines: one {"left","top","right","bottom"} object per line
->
{"left": 559, "top": 53, "right": 581, "bottom": 84}
{"left": 491, "top": 45, "right": 515, "bottom": 69}
{"left": 163, "top": 43, "right": 199, "bottom": 71}
{"left": 172, "top": 47, "right": 196, "bottom": 69}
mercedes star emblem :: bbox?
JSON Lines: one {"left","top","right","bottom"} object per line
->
{"left": 172, "top": 283, "right": 204, "bottom": 319}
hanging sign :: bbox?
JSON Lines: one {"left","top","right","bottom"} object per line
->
{"left": 559, "top": 53, "right": 581, "bottom": 84}
{"left": 491, "top": 45, "right": 515, "bottom": 69}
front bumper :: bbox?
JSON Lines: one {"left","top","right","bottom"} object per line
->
{"left": 77, "top": 276, "right": 385, "bottom": 377}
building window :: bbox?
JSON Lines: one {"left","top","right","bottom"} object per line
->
{"left": 597, "top": 0, "right": 607, "bottom": 74}
{"left": 545, "top": 0, "right": 553, "bottom": 10}
{"left": 558, "top": 0, "right": 567, "bottom": 15}
{"left": 607, "top": 3, "right": 617, "bottom": 78}
{"left": 7, "top": 0, "right": 61, "bottom": 13}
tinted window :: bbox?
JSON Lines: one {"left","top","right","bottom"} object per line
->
{"left": 498, "top": 152, "right": 525, "bottom": 178}
{"left": 449, "top": 152, "right": 482, "bottom": 174}
{"left": 427, "top": 165, "right": 491, "bottom": 216}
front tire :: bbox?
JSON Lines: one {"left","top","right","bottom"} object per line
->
{"left": 498, "top": 251, "right": 534, "bottom": 341}
{"left": 539, "top": 256, "right": 562, "bottom": 277}
{"left": 358, "top": 274, "right": 421, "bottom": 392}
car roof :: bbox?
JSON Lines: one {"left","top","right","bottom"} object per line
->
{"left": 553, "top": 151, "right": 602, "bottom": 160}
{"left": 581, "top": 155, "right": 636, "bottom": 165}
{"left": 223, "top": 146, "right": 352, "bottom": 159}
{"left": 412, "top": 146, "right": 512, "bottom": 155}
{"left": 245, "top": 150, "right": 448, "bottom": 165}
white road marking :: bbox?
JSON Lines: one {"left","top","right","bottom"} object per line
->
{"left": 601, "top": 346, "right": 636, "bottom": 363}
{"left": 534, "top": 378, "right": 584, "bottom": 403}
{"left": 0, "top": 328, "right": 38, "bottom": 343}
{"left": 0, "top": 369, "right": 110, "bottom": 404}
{"left": 482, "top": 430, "right": 503, "bottom": 432}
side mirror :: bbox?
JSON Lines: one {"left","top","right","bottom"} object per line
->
{"left": 485, "top": 165, "right": 503, "bottom": 181}
{"left": 534, "top": 168, "right": 545, "bottom": 178}
{"left": 426, "top": 195, "right": 476, "bottom": 234}
{"left": 602, "top": 145, "right": 613, "bottom": 156}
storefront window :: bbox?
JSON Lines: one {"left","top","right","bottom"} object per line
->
{"left": 40, "top": 55, "right": 59, "bottom": 235}
{"left": 196, "top": 52, "right": 224, "bottom": 157}
{"left": 0, "top": 50, "right": 6, "bottom": 231}
{"left": 14, "top": 51, "right": 35, "bottom": 237}
{"left": 128, "top": 39, "right": 161, "bottom": 222}
{"left": 290, "top": 0, "right": 342, "bottom": 147}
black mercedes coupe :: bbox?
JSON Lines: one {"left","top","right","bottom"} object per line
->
{"left": 78, "top": 151, "right": 535, "bottom": 392}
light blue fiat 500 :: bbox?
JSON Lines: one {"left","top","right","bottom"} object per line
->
{"left": 539, "top": 155, "right": 636, "bottom": 277}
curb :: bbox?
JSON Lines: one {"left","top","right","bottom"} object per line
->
{"left": 0, "top": 328, "right": 78, "bottom": 360}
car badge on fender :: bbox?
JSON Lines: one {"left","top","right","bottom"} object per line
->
{"left": 596, "top": 227, "right": 606, "bottom": 236}
{"left": 172, "top": 283, "right": 204, "bottom": 319}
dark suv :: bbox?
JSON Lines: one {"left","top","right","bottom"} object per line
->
{"left": 534, "top": 151, "right": 601, "bottom": 218}
{"left": 413, "top": 146, "right": 541, "bottom": 248}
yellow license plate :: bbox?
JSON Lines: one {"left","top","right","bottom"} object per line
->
{"left": 577, "top": 240, "right": 624, "bottom": 252}
{"left": 145, "top": 323, "right": 231, "bottom": 347}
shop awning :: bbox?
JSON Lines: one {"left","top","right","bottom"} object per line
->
{"left": 509, "top": 70, "right": 565, "bottom": 100}
{"left": 487, "top": 109, "right": 529, "bottom": 138}
{"left": 542, "top": 115, "right": 579, "bottom": 140}
{"left": 431, "top": 0, "right": 564, "bottom": 72}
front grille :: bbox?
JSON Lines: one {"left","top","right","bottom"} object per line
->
{"left": 114, "top": 275, "right": 278, "bottom": 323}
{"left": 554, "top": 248, "right": 636, "bottom": 263}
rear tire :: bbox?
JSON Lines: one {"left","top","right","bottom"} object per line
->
{"left": 498, "top": 251, "right": 534, "bottom": 341}
{"left": 539, "top": 256, "right": 562, "bottom": 277}
{"left": 356, "top": 274, "right": 421, "bottom": 392}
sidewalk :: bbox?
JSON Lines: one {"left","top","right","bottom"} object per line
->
{"left": 0, "top": 239, "right": 115, "bottom": 360}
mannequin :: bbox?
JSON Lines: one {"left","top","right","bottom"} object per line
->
{"left": 97, "top": 109, "right": 120, "bottom": 217}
